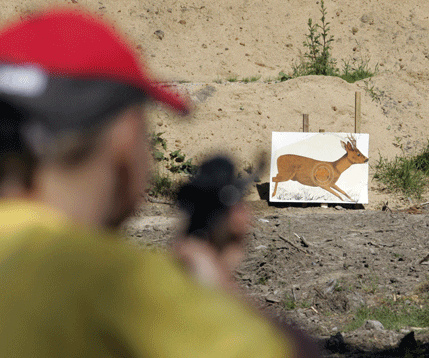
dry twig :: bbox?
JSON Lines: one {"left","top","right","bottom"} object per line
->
{"left": 278, "top": 235, "right": 309, "bottom": 255}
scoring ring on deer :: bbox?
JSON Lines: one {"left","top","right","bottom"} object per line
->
{"left": 311, "top": 162, "right": 334, "bottom": 186}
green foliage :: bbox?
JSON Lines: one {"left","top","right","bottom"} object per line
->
{"left": 299, "top": 300, "right": 312, "bottom": 309}
{"left": 361, "top": 273, "right": 379, "bottom": 294}
{"left": 340, "top": 60, "right": 378, "bottom": 83}
{"left": 278, "top": 71, "right": 292, "bottom": 82}
{"left": 288, "top": 1, "right": 377, "bottom": 83}
{"left": 148, "top": 172, "right": 173, "bottom": 198}
{"left": 150, "top": 132, "right": 167, "bottom": 162}
{"left": 242, "top": 75, "right": 261, "bottom": 83}
{"left": 363, "top": 80, "right": 383, "bottom": 102}
{"left": 169, "top": 149, "right": 197, "bottom": 175}
{"left": 257, "top": 276, "right": 268, "bottom": 285}
{"left": 412, "top": 142, "right": 429, "bottom": 175}
{"left": 149, "top": 132, "right": 197, "bottom": 176}
{"left": 334, "top": 282, "right": 344, "bottom": 292}
{"left": 170, "top": 149, "right": 185, "bottom": 162}
{"left": 150, "top": 132, "right": 167, "bottom": 150}
{"left": 284, "top": 295, "right": 297, "bottom": 310}
{"left": 301, "top": 1, "right": 337, "bottom": 76}
{"left": 148, "top": 132, "right": 197, "bottom": 198}
{"left": 226, "top": 76, "right": 238, "bottom": 82}
{"left": 373, "top": 144, "right": 429, "bottom": 199}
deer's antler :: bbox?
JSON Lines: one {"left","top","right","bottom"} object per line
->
{"left": 346, "top": 134, "right": 357, "bottom": 150}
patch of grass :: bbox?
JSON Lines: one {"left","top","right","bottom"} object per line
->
{"left": 148, "top": 172, "right": 173, "bottom": 198}
{"left": 334, "top": 282, "right": 344, "bottom": 292}
{"left": 340, "top": 59, "right": 378, "bottom": 83}
{"left": 361, "top": 273, "right": 379, "bottom": 294}
{"left": 413, "top": 142, "right": 429, "bottom": 175}
{"left": 373, "top": 144, "right": 429, "bottom": 199}
{"left": 299, "top": 300, "right": 312, "bottom": 309}
{"left": 345, "top": 298, "right": 429, "bottom": 332}
{"left": 226, "top": 76, "right": 238, "bottom": 82}
{"left": 363, "top": 80, "right": 384, "bottom": 102}
{"left": 242, "top": 75, "right": 261, "bottom": 83}
{"left": 213, "top": 77, "right": 222, "bottom": 84}
{"left": 414, "top": 280, "right": 429, "bottom": 297}
{"left": 284, "top": 294, "right": 297, "bottom": 310}
{"left": 257, "top": 276, "right": 268, "bottom": 285}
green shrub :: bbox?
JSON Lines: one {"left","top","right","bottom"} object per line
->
{"left": 373, "top": 142, "right": 429, "bottom": 199}
{"left": 285, "top": 0, "right": 377, "bottom": 83}
{"left": 301, "top": 1, "right": 337, "bottom": 76}
{"left": 148, "top": 132, "right": 197, "bottom": 198}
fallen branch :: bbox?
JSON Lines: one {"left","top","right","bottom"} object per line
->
{"left": 278, "top": 235, "right": 309, "bottom": 255}
{"left": 419, "top": 254, "right": 429, "bottom": 264}
{"left": 313, "top": 287, "right": 327, "bottom": 299}
{"left": 294, "top": 232, "right": 310, "bottom": 247}
{"left": 310, "top": 306, "right": 319, "bottom": 314}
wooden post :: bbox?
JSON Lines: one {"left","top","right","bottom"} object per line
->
{"left": 354, "top": 92, "right": 362, "bottom": 210}
{"left": 355, "top": 92, "right": 361, "bottom": 133}
{"left": 303, "top": 114, "right": 309, "bottom": 132}
{"left": 302, "top": 114, "right": 310, "bottom": 208}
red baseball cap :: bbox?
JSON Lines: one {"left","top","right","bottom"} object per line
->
{"left": 0, "top": 8, "right": 190, "bottom": 116}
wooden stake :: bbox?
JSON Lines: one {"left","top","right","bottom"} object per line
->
{"left": 355, "top": 92, "right": 361, "bottom": 133}
{"left": 354, "top": 94, "right": 362, "bottom": 210}
{"left": 303, "top": 114, "right": 309, "bottom": 132}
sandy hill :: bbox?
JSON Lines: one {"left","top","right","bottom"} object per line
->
{"left": 1, "top": 0, "right": 429, "bottom": 208}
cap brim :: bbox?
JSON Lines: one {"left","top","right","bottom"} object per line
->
{"left": 144, "top": 80, "right": 191, "bottom": 116}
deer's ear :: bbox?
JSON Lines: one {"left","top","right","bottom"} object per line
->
{"left": 340, "top": 141, "right": 346, "bottom": 150}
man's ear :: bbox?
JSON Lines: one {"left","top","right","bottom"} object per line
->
{"left": 108, "top": 106, "right": 141, "bottom": 160}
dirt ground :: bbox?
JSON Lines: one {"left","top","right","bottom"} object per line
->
{"left": 123, "top": 200, "right": 429, "bottom": 357}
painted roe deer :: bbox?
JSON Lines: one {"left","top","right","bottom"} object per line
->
{"left": 271, "top": 136, "right": 368, "bottom": 201}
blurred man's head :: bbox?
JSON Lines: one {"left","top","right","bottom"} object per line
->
{"left": 0, "top": 8, "right": 189, "bottom": 227}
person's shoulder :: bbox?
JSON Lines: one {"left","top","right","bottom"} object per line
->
{"left": 0, "top": 209, "right": 293, "bottom": 357}
{"left": 117, "top": 246, "right": 293, "bottom": 357}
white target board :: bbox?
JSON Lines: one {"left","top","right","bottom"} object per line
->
{"left": 270, "top": 132, "right": 369, "bottom": 204}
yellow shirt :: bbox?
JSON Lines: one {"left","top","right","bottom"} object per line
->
{"left": 0, "top": 201, "right": 294, "bottom": 357}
